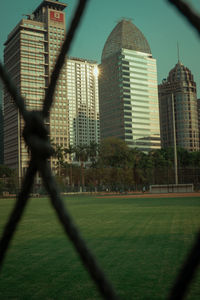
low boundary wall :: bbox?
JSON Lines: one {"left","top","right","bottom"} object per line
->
{"left": 149, "top": 184, "right": 194, "bottom": 193}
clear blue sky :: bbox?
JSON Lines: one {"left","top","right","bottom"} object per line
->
{"left": 1, "top": 0, "right": 200, "bottom": 96}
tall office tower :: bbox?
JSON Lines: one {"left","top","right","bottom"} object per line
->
{"left": 99, "top": 19, "right": 160, "bottom": 152}
{"left": 3, "top": 0, "right": 68, "bottom": 181}
{"left": 158, "top": 61, "right": 199, "bottom": 151}
{"left": 66, "top": 57, "right": 100, "bottom": 148}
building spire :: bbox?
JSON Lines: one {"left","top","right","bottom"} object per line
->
{"left": 177, "top": 41, "right": 180, "bottom": 63}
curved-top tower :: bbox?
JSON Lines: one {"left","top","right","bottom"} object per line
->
{"left": 99, "top": 19, "right": 160, "bottom": 152}
{"left": 102, "top": 19, "right": 151, "bottom": 60}
{"left": 168, "top": 61, "right": 196, "bottom": 87}
{"left": 159, "top": 61, "right": 199, "bottom": 151}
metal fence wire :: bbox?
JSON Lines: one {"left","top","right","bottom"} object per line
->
{"left": 0, "top": 0, "right": 200, "bottom": 299}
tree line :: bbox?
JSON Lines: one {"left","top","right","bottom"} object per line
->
{"left": 53, "top": 137, "right": 200, "bottom": 192}
{"left": 1, "top": 137, "right": 200, "bottom": 195}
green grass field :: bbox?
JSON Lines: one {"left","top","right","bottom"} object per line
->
{"left": 0, "top": 195, "right": 200, "bottom": 299}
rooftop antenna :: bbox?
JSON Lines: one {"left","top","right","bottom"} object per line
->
{"left": 177, "top": 41, "right": 180, "bottom": 63}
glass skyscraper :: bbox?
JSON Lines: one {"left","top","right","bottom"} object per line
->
{"left": 99, "top": 19, "right": 160, "bottom": 151}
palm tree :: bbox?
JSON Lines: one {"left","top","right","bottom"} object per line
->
{"left": 74, "top": 144, "right": 89, "bottom": 192}
{"left": 88, "top": 141, "right": 99, "bottom": 167}
{"left": 53, "top": 143, "right": 65, "bottom": 176}
{"left": 64, "top": 144, "right": 75, "bottom": 187}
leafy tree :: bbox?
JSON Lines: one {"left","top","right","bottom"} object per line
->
{"left": 177, "top": 147, "right": 192, "bottom": 167}
{"left": 0, "top": 164, "right": 15, "bottom": 177}
{"left": 52, "top": 137, "right": 200, "bottom": 191}
{"left": 0, "top": 165, "right": 18, "bottom": 194}
{"left": 99, "top": 137, "right": 130, "bottom": 168}
{"left": 128, "top": 148, "right": 146, "bottom": 189}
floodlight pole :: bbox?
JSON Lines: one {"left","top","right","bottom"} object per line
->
{"left": 172, "top": 93, "right": 178, "bottom": 184}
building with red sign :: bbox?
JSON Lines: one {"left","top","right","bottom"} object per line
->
{"left": 3, "top": 0, "right": 100, "bottom": 183}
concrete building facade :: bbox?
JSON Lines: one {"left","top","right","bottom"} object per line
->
{"left": 3, "top": 0, "right": 100, "bottom": 181}
{"left": 99, "top": 19, "right": 161, "bottom": 152}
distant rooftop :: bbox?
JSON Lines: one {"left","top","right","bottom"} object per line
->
{"left": 102, "top": 19, "right": 151, "bottom": 61}
{"left": 167, "top": 61, "right": 195, "bottom": 83}
{"left": 67, "top": 56, "right": 97, "bottom": 64}
{"left": 33, "top": 0, "right": 67, "bottom": 15}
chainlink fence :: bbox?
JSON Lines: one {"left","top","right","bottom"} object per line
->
{"left": 0, "top": 0, "right": 200, "bottom": 299}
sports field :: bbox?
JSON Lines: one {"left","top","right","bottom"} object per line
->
{"left": 0, "top": 194, "right": 200, "bottom": 299}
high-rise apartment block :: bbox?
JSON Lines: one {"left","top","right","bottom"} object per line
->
{"left": 158, "top": 61, "right": 199, "bottom": 151}
{"left": 3, "top": 0, "right": 100, "bottom": 180}
{"left": 66, "top": 58, "right": 100, "bottom": 148}
{"left": 99, "top": 19, "right": 161, "bottom": 152}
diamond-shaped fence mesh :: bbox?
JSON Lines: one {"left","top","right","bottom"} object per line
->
{"left": 0, "top": 0, "right": 200, "bottom": 299}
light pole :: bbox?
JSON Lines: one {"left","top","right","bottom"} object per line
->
{"left": 172, "top": 93, "right": 178, "bottom": 184}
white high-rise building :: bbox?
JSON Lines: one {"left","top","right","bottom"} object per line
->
{"left": 66, "top": 57, "right": 100, "bottom": 148}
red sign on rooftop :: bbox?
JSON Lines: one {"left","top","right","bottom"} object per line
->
{"left": 50, "top": 11, "right": 64, "bottom": 22}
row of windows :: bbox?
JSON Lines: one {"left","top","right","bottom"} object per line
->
{"left": 123, "top": 54, "right": 148, "bottom": 65}
{"left": 21, "top": 61, "right": 44, "bottom": 68}
{"left": 49, "top": 37, "right": 64, "bottom": 43}
{"left": 21, "top": 69, "right": 44, "bottom": 75}
{"left": 21, "top": 63, "right": 45, "bottom": 72}
{"left": 21, "top": 40, "right": 45, "bottom": 48}
{"left": 21, "top": 58, "right": 44, "bottom": 64}
{"left": 20, "top": 50, "right": 44, "bottom": 58}
{"left": 123, "top": 95, "right": 158, "bottom": 106}
{"left": 21, "top": 87, "right": 44, "bottom": 93}
{"left": 129, "top": 88, "right": 158, "bottom": 97}
{"left": 24, "top": 93, "right": 44, "bottom": 99}
{"left": 49, "top": 26, "right": 64, "bottom": 32}
{"left": 123, "top": 57, "right": 156, "bottom": 70}
{"left": 122, "top": 67, "right": 157, "bottom": 80}
{"left": 21, "top": 45, "right": 44, "bottom": 52}
{"left": 122, "top": 49, "right": 153, "bottom": 59}
{"left": 23, "top": 23, "right": 44, "bottom": 30}
{"left": 49, "top": 32, "right": 64, "bottom": 37}
{"left": 124, "top": 77, "right": 158, "bottom": 90}
{"left": 21, "top": 74, "right": 44, "bottom": 81}
{"left": 21, "top": 33, "right": 44, "bottom": 40}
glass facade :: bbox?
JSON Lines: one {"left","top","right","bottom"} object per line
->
{"left": 121, "top": 49, "right": 160, "bottom": 150}
{"left": 99, "top": 19, "right": 160, "bottom": 152}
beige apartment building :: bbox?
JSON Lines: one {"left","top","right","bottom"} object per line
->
{"left": 3, "top": 0, "right": 100, "bottom": 183}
